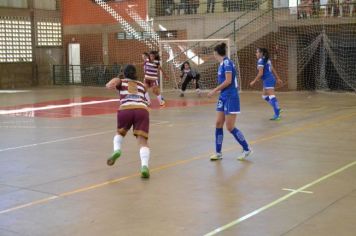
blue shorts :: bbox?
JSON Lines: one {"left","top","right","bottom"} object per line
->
{"left": 216, "top": 95, "right": 240, "bottom": 115}
{"left": 263, "top": 77, "right": 276, "bottom": 89}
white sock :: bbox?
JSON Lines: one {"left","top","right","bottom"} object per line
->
{"left": 113, "top": 134, "right": 123, "bottom": 151}
{"left": 140, "top": 146, "right": 150, "bottom": 167}
{"left": 157, "top": 95, "right": 163, "bottom": 103}
{"left": 145, "top": 92, "right": 151, "bottom": 103}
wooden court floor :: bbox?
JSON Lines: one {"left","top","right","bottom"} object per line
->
{"left": 0, "top": 87, "right": 355, "bottom": 236}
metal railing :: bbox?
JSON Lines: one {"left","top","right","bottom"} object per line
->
{"left": 151, "top": 0, "right": 264, "bottom": 17}
{"left": 53, "top": 64, "right": 122, "bottom": 86}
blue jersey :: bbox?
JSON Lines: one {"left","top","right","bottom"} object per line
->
{"left": 218, "top": 57, "right": 238, "bottom": 98}
{"left": 257, "top": 58, "right": 275, "bottom": 81}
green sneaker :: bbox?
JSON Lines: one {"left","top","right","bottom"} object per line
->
{"left": 141, "top": 165, "right": 150, "bottom": 179}
{"left": 210, "top": 153, "right": 222, "bottom": 161}
{"left": 270, "top": 115, "right": 281, "bottom": 121}
{"left": 107, "top": 150, "right": 121, "bottom": 166}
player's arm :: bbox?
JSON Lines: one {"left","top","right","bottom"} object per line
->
{"left": 106, "top": 77, "right": 121, "bottom": 90}
{"left": 250, "top": 67, "right": 263, "bottom": 87}
{"left": 272, "top": 66, "right": 283, "bottom": 85}
{"left": 208, "top": 72, "right": 232, "bottom": 97}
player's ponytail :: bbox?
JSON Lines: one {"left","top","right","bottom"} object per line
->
{"left": 123, "top": 64, "right": 137, "bottom": 80}
{"left": 214, "top": 42, "right": 227, "bottom": 56}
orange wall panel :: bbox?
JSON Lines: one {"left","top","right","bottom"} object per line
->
{"left": 62, "top": 0, "right": 147, "bottom": 25}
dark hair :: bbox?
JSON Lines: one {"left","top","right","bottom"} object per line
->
{"left": 149, "top": 50, "right": 160, "bottom": 61}
{"left": 257, "top": 48, "right": 270, "bottom": 62}
{"left": 142, "top": 52, "right": 149, "bottom": 57}
{"left": 214, "top": 42, "right": 227, "bottom": 56}
{"left": 123, "top": 64, "right": 137, "bottom": 80}
{"left": 180, "top": 61, "right": 190, "bottom": 71}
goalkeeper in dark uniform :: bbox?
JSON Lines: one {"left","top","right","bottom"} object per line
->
{"left": 179, "top": 61, "right": 201, "bottom": 97}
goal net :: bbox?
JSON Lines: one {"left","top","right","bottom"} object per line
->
{"left": 158, "top": 38, "right": 233, "bottom": 92}
{"left": 57, "top": 0, "right": 356, "bottom": 93}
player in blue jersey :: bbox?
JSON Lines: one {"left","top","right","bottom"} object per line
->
{"left": 250, "top": 48, "right": 283, "bottom": 120}
{"left": 208, "top": 43, "right": 252, "bottom": 161}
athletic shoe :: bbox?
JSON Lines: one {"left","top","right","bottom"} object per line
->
{"left": 141, "top": 165, "right": 150, "bottom": 178}
{"left": 210, "top": 153, "right": 222, "bottom": 161}
{"left": 237, "top": 149, "right": 252, "bottom": 161}
{"left": 270, "top": 115, "right": 281, "bottom": 121}
{"left": 160, "top": 100, "right": 166, "bottom": 106}
{"left": 107, "top": 150, "right": 121, "bottom": 166}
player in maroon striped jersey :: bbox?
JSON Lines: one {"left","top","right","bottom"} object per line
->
{"left": 106, "top": 64, "right": 151, "bottom": 178}
{"left": 143, "top": 50, "right": 168, "bottom": 106}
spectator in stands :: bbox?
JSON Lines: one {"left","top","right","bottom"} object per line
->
{"left": 350, "top": 0, "right": 355, "bottom": 16}
{"left": 223, "top": 0, "right": 228, "bottom": 12}
{"left": 299, "top": 0, "right": 313, "bottom": 18}
{"left": 191, "top": 0, "right": 199, "bottom": 14}
{"left": 163, "top": 0, "right": 174, "bottom": 15}
{"left": 207, "top": 0, "right": 215, "bottom": 13}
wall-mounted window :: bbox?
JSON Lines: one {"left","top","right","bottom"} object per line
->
{"left": 36, "top": 21, "right": 62, "bottom": 47}
{"left": 116, "top": 30, "right": 177, "bottom": 40}
{"left": 0, "top": 17, "right": 32, "bottom": 63}
{"left": 0, "top": 0, "right": 28, "bottom": 9}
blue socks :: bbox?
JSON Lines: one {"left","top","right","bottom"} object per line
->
{"left": 215, "top": 128, "right": 223, "bottom": 154}
{"left": 262, "top": 95, "right": 280, "bottom": 116}
{"left": 230, "top": 128, "right": 249, "bottom": 151}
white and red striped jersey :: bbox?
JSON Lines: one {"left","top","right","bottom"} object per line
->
{"left": 117, "top": 79, "right": 148, "bottom": 110}
{"left": 144, "top": 60, "right": 160, "bottom": 81}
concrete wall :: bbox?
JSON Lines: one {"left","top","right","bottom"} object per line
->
{"left": 0, "top": 63, "right": 32, "bottom": 88}
{"left": 0, "top": 5, "right": 62, "bottom": 88}
{"left": 34, "top": 0, "right": 57, "bottom": 10}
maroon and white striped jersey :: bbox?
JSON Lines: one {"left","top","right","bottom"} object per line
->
{"left": 144, "top": 60, "right": 160, "bottom": 81}
{"left": 117, "top": 79, "right": 148, "bottom": 110}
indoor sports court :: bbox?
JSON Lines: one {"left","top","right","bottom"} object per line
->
{"left": 0, "top": 0, "right": 355, "bottom": 236}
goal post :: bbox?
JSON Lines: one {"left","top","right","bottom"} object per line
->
{"left": 158, "top": 38, "right": 243, "bottom": 93}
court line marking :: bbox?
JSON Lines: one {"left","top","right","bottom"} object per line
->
{"left": 0, "top": 99, "right": 120, "bottom": 115}
{"left": 0, "top": 130, "right": 113, "bottom": 153}
{"left": 0, "top": 121, "right": 169, "bottom": 153}
{"left": 0, "top": 112, "right": 355, "bottom": 215}
{"left": 282, "top": 188, "right": 313, "bottom": 194}
{"left": 204, "top": 161, "right": 356, "bottom": 236}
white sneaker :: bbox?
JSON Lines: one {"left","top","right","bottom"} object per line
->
{"left": 210, "top": 153, "right": 222, "bottom": 161}
{"left": 160, "top": 100, "right": 166, "bottom": 106}
{"left": 237, "top": 149, "right": 252, "bottom": 161}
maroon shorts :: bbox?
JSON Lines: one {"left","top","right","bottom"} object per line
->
{"left": 117, "top": 108, "right": 149, "bottom": 139}
{"left": 144, "top": 79, "right": 159, "bottom": 88}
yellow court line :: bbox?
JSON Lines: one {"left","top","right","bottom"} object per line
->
{"left": 204, "top": 161, "right": 356, "bottom": 236}
{"left": 0, "top": 112, "right": 355, "bottom": 216}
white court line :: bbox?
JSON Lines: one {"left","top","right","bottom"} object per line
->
{"left": 0, "top": 121, "right": 169, "bottom": 153}
{"left": 0, "top": 130, "right": 113, "bottom": 152}
{"left": 204, "top": 161, "right": 356, "bottom": 236}
{"left": 282, "top": 188, "right": 313, "bottom": 194}
{"left": 0, "top": 99, "right": 120, "bottom": 115}
{"left": 0, "top": 90, "right": 30, "bottom": 94}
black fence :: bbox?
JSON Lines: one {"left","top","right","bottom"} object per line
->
{"left": 53, "top": 64, "right": 122, "bottom": 86}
